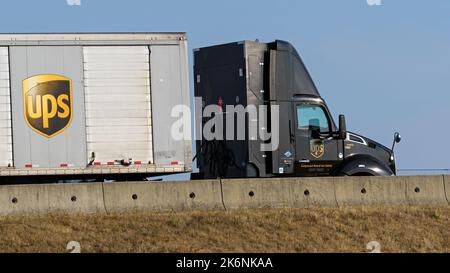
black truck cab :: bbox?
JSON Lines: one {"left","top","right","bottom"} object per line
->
{"left": 194, "top": 40, "right": 399, "bottom": 179}
{"left": 290, "top": 96, "right": 396, "bottom": 177}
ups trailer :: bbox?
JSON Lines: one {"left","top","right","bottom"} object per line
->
{"left": 194, "top": 40, "right": 401, "bottom": 179}
{"left": 0, "top": 33, "right": 192, "bottom": 182}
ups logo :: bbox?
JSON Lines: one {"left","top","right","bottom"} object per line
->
{"left": 310, "top": 139, "right": 325, "bottom": 159}
{"left": 23, "top": 75, "right": 73, "bottom": 138}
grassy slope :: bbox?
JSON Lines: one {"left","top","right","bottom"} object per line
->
{"left": 1, "top": 206, "right": 450, "bottom": 253}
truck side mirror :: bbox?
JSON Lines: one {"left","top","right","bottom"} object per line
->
{"left": 394, "top": 132, "right": 402, "bottom": 143}
{"left": 391, "top": 132, "right": 402, "bottom": 153}
{"left": 311, "top": 127, "right": 321, "bottom": 139}
{"left": 339, "top": 115, "right": 347, "bottom": 139}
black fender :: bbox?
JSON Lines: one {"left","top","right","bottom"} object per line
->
{"left": 335, "top": 155, "right": 394, "bottom": 176}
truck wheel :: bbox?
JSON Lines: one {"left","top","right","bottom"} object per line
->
{"left": 351, "top": 172, "right": 375, "bottom": 176}
{"left": 335, "top": 172, "right": 374, "bottom": 177}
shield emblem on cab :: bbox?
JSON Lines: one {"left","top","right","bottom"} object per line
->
{"left": 23, "top": 75, "right": 73, "bottom": 138}
{"left": 310, "top": 139, "right": 325, "bottom": 159}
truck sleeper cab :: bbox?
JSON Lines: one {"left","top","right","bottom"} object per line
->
{"left": 194, "top": 40, "right": 399, "bottom": 179}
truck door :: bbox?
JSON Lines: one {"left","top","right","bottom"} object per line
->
{"left": 293, "top": 102, "right": 342, "bottom": 176}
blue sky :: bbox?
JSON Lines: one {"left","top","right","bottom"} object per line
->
{"left": 0, "top": 0, "right": 449, "bottom": 174}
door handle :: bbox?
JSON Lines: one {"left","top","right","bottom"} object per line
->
{"left": 289, "top": 120, "right": 295, "bottom": 143}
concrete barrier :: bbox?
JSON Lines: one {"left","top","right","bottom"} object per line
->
{"left": 404, "top": 175, "right": 448, "bottom": 205}
{"left": 444, "top": 175, "right": 450, "bottom": 204}
{"left": 103, "top": 180, "right": 224, "bottom": 213}
{"left": 334, "top": 176, "right": 408, "bottom": 207}
{"left": 0, "top": 183, "right": 105, "bottom": 216}
{"left": 0, "top": 176, "right": 449, "bottom": 216}
{"left": 221, "top": 177, "right": 337, "bottom": 210}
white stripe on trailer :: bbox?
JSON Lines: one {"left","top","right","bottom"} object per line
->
{"left": 0, "top": 47, "right": 12, "bottom": 167}
{"left": 83, "top": 46, "right": 154, "bottom": 165}
{"left": 0, "top": 165, "right": 188, "bottom": 176}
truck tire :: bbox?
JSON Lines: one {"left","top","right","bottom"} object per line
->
{"left": 335, "top": 155, "right": 394, "bottom": 177}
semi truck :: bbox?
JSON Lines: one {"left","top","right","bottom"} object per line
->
{"left": 0, "top": 33, "right": 400, "bottom": 183}
{"left": 194, "top": 40, "right": 401, "bottom": 179}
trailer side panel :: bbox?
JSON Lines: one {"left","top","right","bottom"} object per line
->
{"left": 9, "top": 46, "right": 87, "bottom": 169}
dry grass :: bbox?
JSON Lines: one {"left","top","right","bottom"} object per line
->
{"left": 1, "top": 206, "right": 450, "bottom": 253}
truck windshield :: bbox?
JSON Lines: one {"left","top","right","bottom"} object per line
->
{"left": 297, "top": 105, "right": 330, "bottom": 133}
